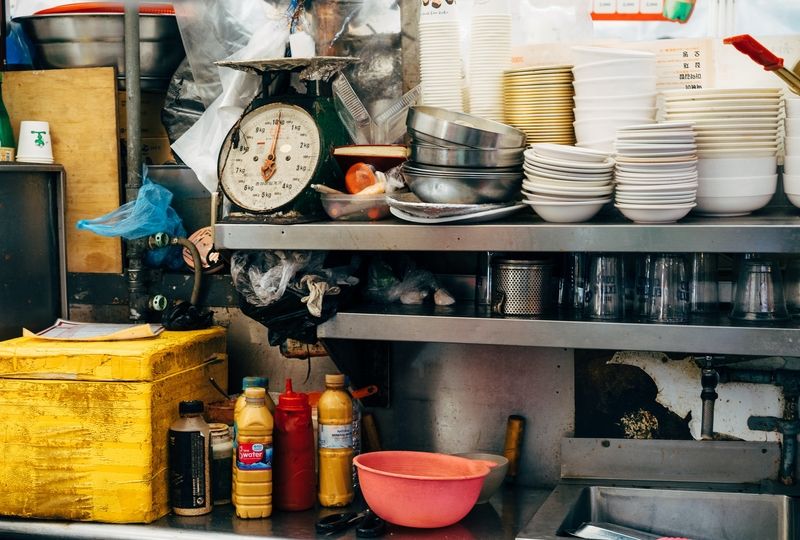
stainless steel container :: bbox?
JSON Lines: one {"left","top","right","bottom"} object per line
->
{"left": 491, "top": 258, "right": 554, "bottom": 316}
{"left": 15, "top": 13, "right": 185, "bottom": 90}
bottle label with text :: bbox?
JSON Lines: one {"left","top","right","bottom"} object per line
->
{"left": 237, "top": 442, "right": 272, "bottom": 470}
{"left": 319, "top": 424, "right": 353, "bottom": 449}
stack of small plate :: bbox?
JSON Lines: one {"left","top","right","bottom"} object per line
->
{"left": 659, "top": 88, "right": 782, "bottom": 158}
{"left": 521, "top": 143, "right": 614, "bottom": 223}
{"left": 660, "top": 88, "right": 782, "bottom": 215}
{"left": 502, "top": 65, "right": 575, "bottom": 145}
{"left": 613, "top": 122, "right": 698, "bottom": 224}
{"left": 468, "top": 10, "right": 512, "bottom": 121}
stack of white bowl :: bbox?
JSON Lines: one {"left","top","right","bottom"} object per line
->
{"left": 467, "top": 6, "right": 512, "bottom": 121}
{"left": 571, "top": 46, "right": 658, "bottom": 152}
{"left": 521, "top": 143, "right": 614, "bottom": 223}
{"left": 418, "top": 10, "right": 464, "bottom": 111}
{"left": 613, "top": 122, "right": 698, "bottom": 224}
{"left": 783, "top": 91, "right": 800, "bottom": 208}
{"left": 503, "top": 65, "right": 575, "bottom": 145}
{"left": 661, "top": 88, "right": 782, "bottom": 216}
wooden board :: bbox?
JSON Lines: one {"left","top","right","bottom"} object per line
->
{"left": 4, "top": 67, "right": 122, "bottom": 273}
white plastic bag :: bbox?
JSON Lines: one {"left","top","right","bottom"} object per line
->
{"left": 171, "top": 9, "right": 291, "bottom": 194}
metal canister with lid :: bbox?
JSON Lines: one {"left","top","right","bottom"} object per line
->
{"left": 491, "top": 257, "right": 554, "bottom": 315}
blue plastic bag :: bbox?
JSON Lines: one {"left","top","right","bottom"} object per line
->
{"left": 76, "top": 175, "right": 187, "bottom": 269}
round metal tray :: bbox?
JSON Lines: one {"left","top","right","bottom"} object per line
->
{"left": 407, "top": 106, "right": 527, "bottom": 149}
{"left": 409, "top": 143, "right": 524, "bottom": 168}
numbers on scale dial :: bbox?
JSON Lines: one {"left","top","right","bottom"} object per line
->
{"left": 220, "top": 103, "right": 321, "bottom": 212}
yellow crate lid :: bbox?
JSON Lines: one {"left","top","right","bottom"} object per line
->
{"left": 0, "top": 327, "right": 226, "bottom": 382}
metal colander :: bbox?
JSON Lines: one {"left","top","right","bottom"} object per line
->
{"left": 491, "top": 258, "right": 554, "bottom": 315}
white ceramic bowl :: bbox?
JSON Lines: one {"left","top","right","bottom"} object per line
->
{"left": 574, "top": 117, "right": 655, "bottom": 145}
{"left": 694, "top": 193, "right": 774, "bottom": 216}
{"left": 452, "top": 453, "right": 509, "bottom": 504}
{"left": 697, "top": 174, "right": 778, "bottom": 197}
{"left": 571, "top": 45, "right": 655, "bottom": 65}
{"left": 573, "top": 76, "right": 657, "bottom": 98}
{"left": 572, "top": 57, "right": 656, "bottom": 79}
{"left": 785, "top": 118, "right": 800, "bottom": 138}
{"left": 696, "top": 156, "right": 778, "bottom": 178}
{"left": 573, "top": 107, "right": 656, "bottom": 121}
{"left": 576, "top": 139, "right": 615, "bottom": 152}
{"left": 787, "top": 137, "right": 800, "bottom": 156}
{"left": 785, "top": 97, "right": 800, "bottom": 118}
{"left": 783, "top": 173, "right": 800, "bottom": 193}
{"left": 786, "top": 192, "right": 800, "bottom": 209}
{"left": 573, "top": 92, "right": 657, "bottom": 110}
{"left": 524, "top": 198, "right": 610, "bottom": 223}
{"left": 615, "top": 203, "right": 695, "bottom": 223}
{"left": 784, "top": 156, "right": 800, "bottom": 175}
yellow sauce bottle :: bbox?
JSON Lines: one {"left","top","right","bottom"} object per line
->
{"left": 317, "top": 373, "right": 354, "bottom": 507}
{"left": 233, "top": 387, "right": 273, "bottom": 518}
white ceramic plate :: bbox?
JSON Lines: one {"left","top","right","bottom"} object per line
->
{"left": 615, "top": 182, "right": 698, "bottom": 192}
{"left": 529, "top": 143, "right": 611, "bottom": 163}
{"left": 389, "top": 203, "right": 527, "bottom": 224}
{"left": 525, "top": 155, "right": 615, "bottom": 172}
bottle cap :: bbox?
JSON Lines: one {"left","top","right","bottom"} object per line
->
{"left": 244, "top": 387, "right": 266, "bottom": 399}
{"left": 278, "top": 378, "right": 310, "bottom": 410}
{"left": 179, "top": 400, "right": 204, "bottom": 415}
{"left": 325, "top": 373, "right": 345, "bottom": 386}
{"left": 242, "top": 376, "right": 267, "bottom": 390}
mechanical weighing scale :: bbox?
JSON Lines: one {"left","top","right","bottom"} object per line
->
{"left": 215, "top": 56, "right": 359, "bottom": 224}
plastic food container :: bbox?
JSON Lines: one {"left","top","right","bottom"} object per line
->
{"left": 320, "top": 193, "right": 390, "bottom": 221}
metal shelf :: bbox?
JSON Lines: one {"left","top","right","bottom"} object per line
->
{"left": 318, "top": 304, "right": 800, "bottom": 356}
{"left": 215, "top": 212, "right": 800, "bottom": 253}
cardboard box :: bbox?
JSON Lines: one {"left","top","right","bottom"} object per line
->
{"left": 116, "top": 90, "right": 170, "bottom": 140}
{"left": 0, "top": 328, "right": 228, "bottom": 523}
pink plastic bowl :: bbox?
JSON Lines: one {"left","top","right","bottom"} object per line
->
{"left": 353, "top": 451, "right": 492, "bottom": 528}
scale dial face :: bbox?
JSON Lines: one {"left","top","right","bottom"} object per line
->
{"left": 219, "top": 103, "right": 321, "bottom": 212}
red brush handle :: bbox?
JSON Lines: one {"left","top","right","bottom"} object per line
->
{"left": 723, "top": 34, "right": 784, "bottom": 71}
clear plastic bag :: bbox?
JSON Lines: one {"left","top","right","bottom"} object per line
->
{"left": 231, "top": 251, "right": 327, "bottom": 308}
{"left": 171, "top": 3, "right": 292, "bottom": 193}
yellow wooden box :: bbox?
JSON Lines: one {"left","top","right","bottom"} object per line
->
{"left": 0, "top": 328, "right": 228, "bottom": 523}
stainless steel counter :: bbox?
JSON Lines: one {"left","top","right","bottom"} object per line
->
{"left": 0, "top": 486, "right": 550, "bottom": 540}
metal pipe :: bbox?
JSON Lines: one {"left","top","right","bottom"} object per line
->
{"left": 700, "top": 364, "right": 719, "bottom": 441}
{"left": 124, "top": 2, "right": 146, "bottom": 322}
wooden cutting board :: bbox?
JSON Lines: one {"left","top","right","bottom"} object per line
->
{"left": 4, "top": 67, "right": 122, "bottom": 274}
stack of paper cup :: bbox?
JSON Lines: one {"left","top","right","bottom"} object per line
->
{"left": 418, "top": 2, "right": 464, "bottom": 112}
{"left": 467, "top": 0, "right": 511, "bottom": 121}
{"left": 16, "top": 121, "right": 54, "bottom": 164}
{"left": 783, "top": 91, "right": 800, "bottom": 208}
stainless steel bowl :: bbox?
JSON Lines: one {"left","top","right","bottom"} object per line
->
{"left": 407, "top": 106, "right": 527, "bottom": 149}
{"left": 402, "top": 168, "right": 522, "bottom": 204}
{"left": 15, "top": 14, "right": 185, "bottom": 90}
{"left": 410, "top": 143, "right": 524, "bottom": 168}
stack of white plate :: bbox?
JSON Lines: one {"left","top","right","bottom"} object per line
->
{"left": 613, "top": 122, "right": 698, "bottom": 224}
{"left": 660, "top": 88, "right": 782, "bottom": 216}
{"left": 521, "top": 143, "right": 614, "bottom": 223}
{"left": 468, "top": 11, "right": 512, "bottom": 121}
{"left": 784, "top": 91, "right": 800, "bottom": 208}
{"left": 503, "top": 65, "right": 575, "bottom": 145}
{"left": 571, "top": 46, "right": 658, "bottom": 152}
{"left": 419, "top": 16, "right": 464, "bottom": 111}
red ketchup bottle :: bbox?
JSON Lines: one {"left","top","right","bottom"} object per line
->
{"left": 273, "top": 378, "right": 316, "bottom": 511}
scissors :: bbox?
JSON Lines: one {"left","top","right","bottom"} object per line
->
{"left": 315, "top": 509, "right": 386, "bottom": 537}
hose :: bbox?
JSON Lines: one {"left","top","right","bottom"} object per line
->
{"left": 170, "top": 236, "right": 203, "bottom": 306}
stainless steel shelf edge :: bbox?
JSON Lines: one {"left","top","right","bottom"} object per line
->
{"left": 318, "top": 308, "right": 800, "bottom": 356}
{"left": 215, "top": 214, "right": 800, "bottom": 252}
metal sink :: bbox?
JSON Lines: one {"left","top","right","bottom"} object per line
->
{"left": 518, "top": 484, "right": 798, "bottom": 540}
